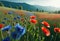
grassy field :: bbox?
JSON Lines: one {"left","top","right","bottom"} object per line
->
{"left": 0, "top": 7, "right": 60, "bottom": 41}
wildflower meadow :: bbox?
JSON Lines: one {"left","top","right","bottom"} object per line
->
{"left": 0, "top": 11, "right": 60, "bottom": 41}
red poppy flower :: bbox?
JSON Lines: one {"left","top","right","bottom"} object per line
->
{"left": 41, "top": 26, "right": 50, "bottom": 36}
{"left": 30, "top": 16, "right": 36, "bottom": 19}
{"left": 30, "top": 19, "right": 37, "bottom": 24}
{"left": 0, "top": 24, "right": 4, "bottom": 29}
{"left": 42, "top": 21, "right": 50, "bottom": 28}
{"left": 54, "top": 28, "right": 60, "bottom": 33}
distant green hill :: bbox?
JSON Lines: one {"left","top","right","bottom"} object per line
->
{"left": 0, "top": 1, "right": 37, "bottom": 11}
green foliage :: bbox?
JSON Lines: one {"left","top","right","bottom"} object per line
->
{"left": 0, "top": 11, "right": 60, "bottom": 41}
{"left": 0, "top": 2, "right": 4, "bottom": 7}
{"left": 19, "top": 6, "right": 23, "bottom": 10}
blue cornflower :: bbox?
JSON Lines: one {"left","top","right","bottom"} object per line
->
{"left": 11, "top": 31, "right": 21, "bottom": 40}
{"left": 8, "top": 11, "right": 13, "bottom": 14}
{"left": 14, "top": 17, "right": 17, "bottom": 20}
{"left": 4, "top": 18, "right": 9, "bottom": 21}
{"left": 4, "top": 18, "right": 8, "bottom": 20}
{"left": 15, "top": 23, "right": 26, "bottom": 36}
{"left": 2, "top": 21, "right": 5, "bottom": 24}
{"left": 2, "top": 25, "right": 12, "bottom": 32}
{"left": 2, "top": 37, "right": 10, "bottom": 41}
{"left": 17, "top": 16, "right": 21, "bottom": 19}
{"left": 10, "top": 23, "right": 26, "bottom": 40}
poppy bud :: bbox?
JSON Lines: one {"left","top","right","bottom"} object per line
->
{"left": 53, "top": 24, "right": 56, "bottom": 27}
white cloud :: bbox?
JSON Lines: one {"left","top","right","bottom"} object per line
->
{"left": 26, "top": 0, "right": 60, "bottom": 8}
{"left": 1, "top": 0, "right": 60, "bottom": 8}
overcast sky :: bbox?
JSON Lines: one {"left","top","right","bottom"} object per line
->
{"left": 0, "top": 0, "right": 60, "bottom": 8}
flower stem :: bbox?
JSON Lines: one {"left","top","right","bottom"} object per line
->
{"left": 54, "top": 33, "right": 57, "bottom": 41}
{"left": 0, "top": 29, "right": 4, "bottom": 40}
{"left": 50, "top": 35, "right": 53, "bottom": 41}
{"left": 15, "top": 39, "right": 18, "bottom": 41}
